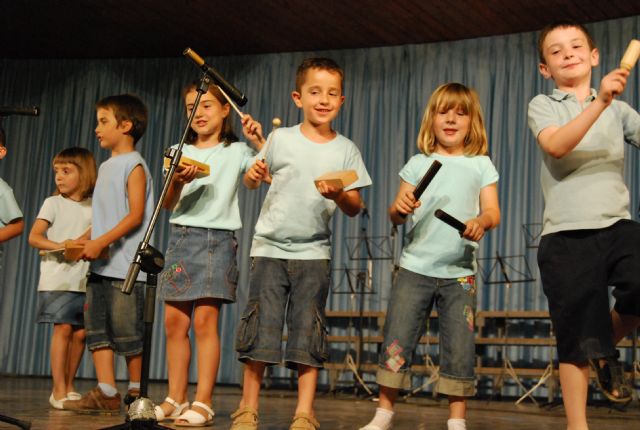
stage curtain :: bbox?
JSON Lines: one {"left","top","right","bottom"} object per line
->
{"left": 0, "top": 16, "right": 638, "bottom": 385}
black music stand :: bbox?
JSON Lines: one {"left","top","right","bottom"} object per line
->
{"left": 522, "top": 223, "right": 543, "bottom": 249}
{"left": 478, "top": 252, "right": 537, "bottom": 403}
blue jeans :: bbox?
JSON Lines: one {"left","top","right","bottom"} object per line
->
{"left": 376, "top": 268, "right": 477, "bottom": 396}
{"left": 235, "top": 257, "right": 331, "bottom": 369}
{"left": 84, "top": 273, "right": 145, "bottom": 356}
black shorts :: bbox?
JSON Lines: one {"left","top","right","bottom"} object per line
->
{"left": 538, "top": 220, "right": 640, "bottom": 363}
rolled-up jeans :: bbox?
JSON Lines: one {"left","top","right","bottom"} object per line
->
{"left": 376, "top": 267, "right": 477, "bottom": 397}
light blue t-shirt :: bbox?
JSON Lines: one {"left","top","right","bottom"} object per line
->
{"left": 399, "top": 153, "right": 499, "bottom": 278}
{"left": 251, "top": 124, "right": 372, "bottom": 259}
{"left": 91, "top": 151, "right": 155, "bottom": 281}
{"left": 528, "top": 89, "right": 640, "bottom": 235}
{"left": 168, "top": 141, "right": 255, "bottom": 230}
{"left": 0, "top": 177, "right": 22, "bottom": 226}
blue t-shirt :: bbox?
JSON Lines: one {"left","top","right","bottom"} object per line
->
{"left": 399, "top": 153, "right": 499, "bottom": 278}
{"left": 0, "top": 177, "right": 22, "bottom": 226}
{"left": 168, "top": 141, "right": 255, "bottom": 230}
{"left": 251, "top": 124, "right": 372, "bottom": 259}
{"left": 91, "top": 151, "right": 155, "bottom": 281}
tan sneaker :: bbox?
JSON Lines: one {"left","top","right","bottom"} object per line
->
{"left": 290, "top": 412, "right": 320, "bottom": 430}
{"left": 62, "top": 386, "right": 121, "bottom": 412}
{"left": 230, "top": 406, "right": 258, "bottom": 430}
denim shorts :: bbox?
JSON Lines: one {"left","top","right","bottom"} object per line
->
{"left": 235, "top": 257, "right": 331, "bottom": 369}
{"left": 158, "top": 225, "right": 239, "bottom": 303}
{"left": 538, "top": 220, "right": 640, "bottom": 363}
{"left": 36, "top": 291, "right": 85, "bottom": 326}
{"left": 376, "top": 268, "right": 477, "bottom": 397}
{"left": 84, "top": 273, "right": 144, "bottom": 356}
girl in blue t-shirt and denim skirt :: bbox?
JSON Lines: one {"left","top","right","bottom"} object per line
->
{"left": 156, "top": 82, "right": 263, "bottom": 426}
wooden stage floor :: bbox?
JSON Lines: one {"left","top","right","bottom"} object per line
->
{"left": 0, "top": 376, "right": 639, "bottom": 429}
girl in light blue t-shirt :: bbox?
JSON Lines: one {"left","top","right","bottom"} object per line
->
{"left": 156, "top": 82, "right": 263, "bottom": 426}
{"left": 361, "top": 83, "right": 500, "bottom": 430}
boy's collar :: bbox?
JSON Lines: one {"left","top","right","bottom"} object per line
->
{"left": 550, "top": 88, "right": 597, "bottom": 101}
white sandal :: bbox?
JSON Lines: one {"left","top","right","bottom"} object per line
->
{"left": 174, "top": 401, "right": 215, "bottom": 427}
{"left": 154, "top": 397, "right": 189, "bottom": 422}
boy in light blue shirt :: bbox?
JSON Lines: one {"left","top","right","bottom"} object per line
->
{"left": 528, "top": 22, "right": 640, "bottom": 429}
{"left": 230, "top": 58, "right": 372, "bottom": 430}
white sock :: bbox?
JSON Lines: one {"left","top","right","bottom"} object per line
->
{"left": 447, "top": 418, "right": 466, "bottom": 430}
{"left": 128, "top": 381, "right": 140, "bottom": 391}
{"left": 361, "top": 407, "right": 394, "bottom": 430}
{"left": 98, "top": 383, "right": 118, "bottom": 397}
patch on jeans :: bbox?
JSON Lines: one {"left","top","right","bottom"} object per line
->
{"left": 457, "top": 276, "right": 476, "bottom": 296}
{"left": 463, "top": 305, "right": 474, "bottom": 331}
{"left": 160, "top": 261, "right": 191, "bottom": 293}
{"left": 384, "top": 340, "right": 405, "bottom": 373}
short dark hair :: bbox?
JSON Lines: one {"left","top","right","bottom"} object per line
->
{"left": 95, "top": 94, "right": 148, "bottom": 144}
{"left": 538, "top": 21, "right": 596, "bottom": 64}
{"left": 295, "top": 57, "right": 344, "bottom": 92}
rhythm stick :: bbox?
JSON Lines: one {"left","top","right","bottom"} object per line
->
{"left": 400, "top": 160, "right": 442, "bottom": 218}
{"left": 621, "top": 39, "right": 640, "bottom": 71}
{"left": 434, "top": 208, "right": 467, "bottom": 235}
{"left": 261, "top": 118, "right": 282, "bottom": 162}
{"left": 217, "top": 85, "right": 245, "bottom": 119}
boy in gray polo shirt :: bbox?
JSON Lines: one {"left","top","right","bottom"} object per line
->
{"left": 528, "top": 22, "right": 640, "bottom": 429}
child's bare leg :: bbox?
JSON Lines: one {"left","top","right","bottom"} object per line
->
{"left": 295, "top": 364, "right": 318, "bottom": 415}
{"left": 239, "top": 360, "right": 266, "bottom": 410}
{"left": 163, "top": 301, "right": 192, "bottom": 412}
{"left": 65, "top": 326, "right": 85, "bottom": 393}
{"left": 611, "top": 310, "right": 640, "bottom": 344}
{"left": 125, "top": 354, "right": 142, "bottom": 384}
{"left": 192, "top": 299, "right": 221, "bottom": 406}
{"left": 93, "top": 348, "right": 116, "bottom": 387}
{"left": 448, "top": 396, "right": 466, "bottom": 419}
{"left": 559, "top": 362, "right": 589, "bottom": 430}
{"left": 378, "top": 385, "right": 398, "bottom": 411}
{"left": 51, "top": 323, "right": 73, "bottom": 399}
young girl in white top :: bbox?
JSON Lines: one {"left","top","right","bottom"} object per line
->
{"left": 156, "top": 82, "right": 263, "bottom": 426}
{"left": 29, "top": 147, "right": 96, "bottom": 409}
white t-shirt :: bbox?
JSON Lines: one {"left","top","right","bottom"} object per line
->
{"left": 36, "top": 195, "right": 92, "bottom": 292}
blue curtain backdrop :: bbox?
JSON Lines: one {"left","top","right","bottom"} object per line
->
{"left": 0, "top": 16, "right": 638, "bottom": 386}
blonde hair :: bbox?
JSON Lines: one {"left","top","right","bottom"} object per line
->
{"left": 52, "top": 147, "right": 97, "bottom": 199}
{"left": 416, "top": 83, "right": 488, "bottom": 156}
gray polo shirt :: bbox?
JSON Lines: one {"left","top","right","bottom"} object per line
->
{"left": 528, "top": 88, "right": 640, "bottom": 235}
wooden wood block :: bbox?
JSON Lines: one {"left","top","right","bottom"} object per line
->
{"left": 62, "top": 243, "right": 109, "bottom": 261}
{"left": 163, "top": 155, "right": 210, "bottom": 178}
{"left": 314, "top": 170, "right": 358, "bottom": 189}
{"left": 621, "top": 39, "right": 640, "bottom": 71}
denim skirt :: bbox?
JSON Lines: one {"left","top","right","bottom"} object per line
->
{"left": 158, "top": 225, "right": 239, "bottom": 303}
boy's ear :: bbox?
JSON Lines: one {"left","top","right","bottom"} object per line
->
{"left": 590, "top": 47, "right": 600, "bottom": 67}
{"left": 119, "top": 119, "right": 133, "bottom": 134}
{"left": 538, "top": 63, "right": 552, "bottom": 80}
{"left": 291, "top": 91, "right": 303, "bottom": 108}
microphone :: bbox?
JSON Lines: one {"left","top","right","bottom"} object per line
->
{"left": 434, "top": 208, "right": 467, "bottom": 235}
{"left": 183, "top": 48, "right": 248, "bottom": 107}
{"left": 0, "top": 106, "right": 39, "bottom": 117}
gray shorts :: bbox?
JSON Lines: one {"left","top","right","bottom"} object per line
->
{"left": 235, "top": 257, "right": 331, "bottom": 369}
{"left": 37, "top": 291, "right": 85, "bottom": 326}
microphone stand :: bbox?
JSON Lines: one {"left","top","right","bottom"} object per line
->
{"left": 101, "top": 72, "right": 213, "bottom": 430}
